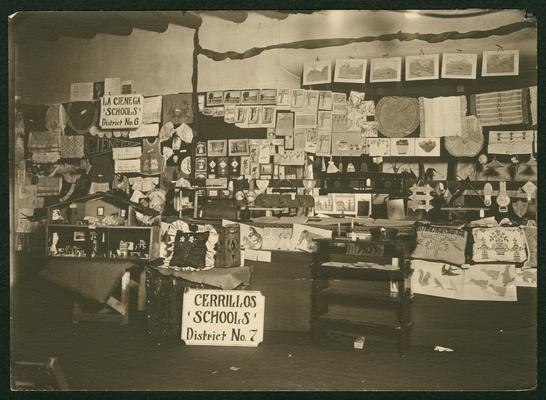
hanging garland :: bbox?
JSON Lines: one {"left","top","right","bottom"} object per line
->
{"left": 197, "top": 20, "right": 536, "bottom": 61}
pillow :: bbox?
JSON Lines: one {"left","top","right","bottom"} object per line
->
{"left": 170, "top": 231, "right": 210, "bottom": 270}
{"left": 411, "top": 224, "right": 467, "bottom": 265}
{"left": 472, "top": 227, "right": 527, "bottom": 263}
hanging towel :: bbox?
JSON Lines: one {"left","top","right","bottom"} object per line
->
{"left": 419, "top": 95, "right": 467, "bottom": 137}
{"left": 469, "top": 88, "right": 529, "bottom": 127}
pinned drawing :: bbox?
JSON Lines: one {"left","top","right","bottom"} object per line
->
{"left": 482, "top": 50, "right": 519, "bottom": 76}
{"left": 370, "top": 57, "right": 402, "bottom": 83}
{"left": 334, "top": 58, "right": 367, "bottom": 83}
{"left": 405, "top": 54, "right": 440, "bottom": 81}
{"left": 441, "top": 53, "right": 477, "bottom": 79}
{"left": 302, "top": 61, "right": 332, "bottom": 86}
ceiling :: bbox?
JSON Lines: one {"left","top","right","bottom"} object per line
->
{"left": 11, "top": 10, "right": 518, "bottom": 41}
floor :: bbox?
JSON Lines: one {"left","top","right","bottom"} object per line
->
{"left": 11, "top": 271, "right": 537, "bottom": 391}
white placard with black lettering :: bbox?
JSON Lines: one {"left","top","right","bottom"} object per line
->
{"left": 100, "top": 94, "right": 143, "bottom": 129}
{"left": 181, "top": 288, "right": 265, "bottom": 347}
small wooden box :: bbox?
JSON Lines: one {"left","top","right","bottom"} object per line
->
{"left": 216, "top": 224, "right": 241, "bottom": 268}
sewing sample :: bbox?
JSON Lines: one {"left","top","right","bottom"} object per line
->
{"left": 469, "top": 89, "right": 529, "bottom": 127}
{"left": 488, "top": 130, "right": 534, "bottom": 155}
{"left": 112, "top": 146, "right": 142, "bottom": 160}
{"left": 140, "top": 138, "right": 164, "bottom": 175}
{"left": 412, "top": 224, "right": 467, "bottom": 265}
{"left": 115, "top": 159, "right": 142, "bottom": 174}
{"left": 472, "top": 227, "right": 527, "bottom": 263}
{"left": 142, "top": 96, "right": 162, "bottom": 124}
{"left": 419, "top": 95, "right": 467, "bottom": 137}
{"left": 60, "top": 135, "right": 85, "bottom": 159}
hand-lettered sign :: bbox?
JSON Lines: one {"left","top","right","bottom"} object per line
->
{"left": 100, "top": 94, "right": 143, "bottom": 129}
{"left": 181, "top": 288, "right": 265, "bottom": 347}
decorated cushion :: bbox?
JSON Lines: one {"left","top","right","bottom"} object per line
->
{"left": 411, "top": 224, "right": 467, "bottom": 265}
{"left": 522, "top": 223, "right": 537, "bottom": 268}
{"left": 472, "top": 227, "right": 527, "bottom": 263}
{"left": 170, "top": 231, "right": 210, "bottom": 270}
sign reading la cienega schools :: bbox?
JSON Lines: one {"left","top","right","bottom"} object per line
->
{"left": 181, "top": 288, "right": 265, "bottom": 347}
{"left": 100, "top": 94, "right": 143, "bottom": 129}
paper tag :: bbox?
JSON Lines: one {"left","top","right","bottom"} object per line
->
{"left": 257, "top": 250, "right": 272, "bottom": 262}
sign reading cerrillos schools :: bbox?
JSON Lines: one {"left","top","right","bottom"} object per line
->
{"left": 100, "top": 94, "right": 143, "bottom": 129}
{"left": 181, "top": 288, "right": 265, "bottom": 347}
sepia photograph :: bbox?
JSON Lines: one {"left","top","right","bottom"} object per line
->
{"left": 8, "top": 8, "right": 537, "bottom": 393}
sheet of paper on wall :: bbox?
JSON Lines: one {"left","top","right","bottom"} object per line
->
{"left": 331, "top": 132, "right": 367, "bottom": 156}
{"left": 70, "top": 82, "right": 94, "bottom": 102}
{"left": 294, "top": 113, "right": 317, "bottom": 129}
{"left": 276, "top": 89, "right": 291, "bottom": 109}
{"left": 411, "top": 260, "right": 465, "bottom": 300}
{"left": 121, "top": 80, "right": 133, "bottom": 94}
{"left": 317, "top": 111, "right": 332, "bottom": 131}
{"left": 349, "top": 91, "right": 365, "bottom": 107}
{"left": 115, "top": 158, "right": 141, "bottom": 173}
{"left": 316, "top": 131, "right": 332, "bottom": 156}
{"left": 293, "top": 128, "right": 306, "bottom": 150}
{"left": 280, "top": 149, "right": 306, "bottom": 165}
{"left": 390, "top": 138, "right": 416, "bottom": 157}
{"left": 304, "top": 90, "right": 319, "bottom": 113}
{"left": 129, "top": 123, "right": 159, "bottom": 138}
{"left": 332, "top": 113, "right": 348, "bottom": 132}
{"left": 488, "top": 130, "right": 534, "bottom": 155}
{"left": 415, "top": 137, "right": 441, "bottom": 157}
{"left": 318, "top": 91, "right": 333, "bottom": 110}
{"left": 367, "top": 138, "right": 391, "bottom": 157}
{"left": 258, "top": 144, "right": 271, "bottom": 163}
{"left": 464, "top": 264, "right": 517, "bottom": 301}
{"left": 142, "top": 96, "right": 162, "bottom": 124}
{"left": 256, "top": 250, "right": 272, "bottom": 262}
{"left": 290, "top": 89, "right": 306, "bottom": 110}
{"left": 291, "top": 224, "right": 332, "bottom": 253}
{"left": 104, "top": 77, "right": 121, "bottom": 96}
{"left": 275, "top": 112, "right": 294, "bottom": 136}
{"left": 223, "top": 219, "right": 264, "bottom": 251}
{"left": 304, "top": 128, "right": 318, "bottom": 153}
{"left": 347, "top": 107, "right": 369, "bottom": 132}
{"left": 360, "top": 121, "right": 379, "bottom": 138}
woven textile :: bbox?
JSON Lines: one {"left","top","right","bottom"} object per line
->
{"left": 470, "top": 89, "right": 529, "bottom": 127}
{"left": 419, "top": 95, "right": 467, "bottom": 137}
{"left": 60, "top": 135, "right": 85, "bottom": 158}
{"left": 472, "top": 227, "right": 527, "bottom": 263}
{"left": 376, "top": 97, "right": 420, "bottom": 137}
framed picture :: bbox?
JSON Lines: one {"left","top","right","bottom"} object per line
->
{"left": 405, "top": 54, "right": 440, "bottom": 81}
{"left": 206, "top": 91, "right": 224, "bottom": 106}
{"left": 223, "top": 90, "right": 241, "bottom": 104}
{"left": 334, "top": 58, "right": 367, "bottom": 83}
{"left": 261, "top": 106, "right": 276, "bottom": 128}
{"left": 294, "top": 113, "right": 317, "bottom": 128}
{"left": 370, "top": 57, "right": 402, "bottom": 83}
{"left": 241, "top": 89, "right": 259, "bottom": 105}
{"left": 259, "top": 163, "right": 274, "bottom": 176}
{"left": 228, "top": 139, "right": 249, "bottom": 156}
{"left": 195, "top": 141, "right": 207, "bottom": 156}
{"left": 303, "top": 60, "right": 332, "bottom": 86}
{"left": 482, "top": 50, "right": 519, "bottom": 77}
{"left": 207, "top": 140, "right": 227, "bottom": 157}
{"left": 441, "top": 53, "right": 478, "bottom": 79}
{"left": 276, "top": 89, "right": 291, "bottom": 107}
{"left": 97, "top": 206, "right": 104, "bottom": 216}
{"left": 355, "top": 193, "right": 373, "bottom": 217}
{"left": 73, "top": 231, "right": 86, "bottom": 241}
{"left": 247, "top": 106, "right": 261, "bottom": 125}
{"left": 259, "top": 89, "right": 277, "bottom": 104}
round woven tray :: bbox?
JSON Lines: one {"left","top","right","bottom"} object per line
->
{"left": 376, "top": 96, "right": 420, "bottom": 138}
{"left": 445, "top": 116, "right": 484, "bottom": 157}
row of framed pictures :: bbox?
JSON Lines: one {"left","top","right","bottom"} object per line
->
{"left": 314, "top": 193, "right": 372, "bottom": 216}
{"left": 302, "top": 50, "right": 519, "bottom": 84}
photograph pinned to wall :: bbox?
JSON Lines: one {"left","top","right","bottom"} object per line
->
{"left": 355, "top": 193, "right": 373, "bottom": 217}
{"left": 259, "top": 89, "right": 277, "bottom": 104}
{"left": 228, "top": 139, "right": 249, "bottom": 156}
{"left": 292, "top": 223, "right": 332, "bottom": 253}
{"left": 223, "top": 90, "right": 241, "bottom": 104}
{"left": 284, "top": 133, "right": 294, "bottom": 150}
{"left": 224, "top": 105, "right": 236, "bottom": 124}
{"left": 410, "top": 259, "right": 465, "bottom": 300}
{"left": 316, "top": 131, "right": 332, "bottom": 156}
{"left": 195, "top": 142, "right": 207, "bottom": 156}
{"left": 276, "top": 89, "right": 291, "bottom": 107}
{"left": 482, "top": 50, "right": 519, "bottom": 76}
{"left": 415, "top": 137, "right": 441, "bottom": 157}
{"left": 302, "top": 60, "right": 332, "bottom": 86}
{"left": 275, "top": 111, "right": 294, "bottom": 136}
{"left": 441, "top": 53, "right": 478, "bottom": 79}
{"left": 314, "top": 193, "right": 334, "bottom": 213}
{"left": 318, "top": 91, "right": 333, "bottom": 110}
{"left": 304, "top": 90, "right": 319, "bottom": 113}
{"left": 333, "top": 193, "right": 356, "bottom": 215}
{"left": 390, "top": 138, "right": 416, "bottom": 157}
{"left": 331, "top": 113, "right": 348, "bottom": 132}
{"left": 334, "top": 58, "right": 367, "bottom": 83}
{"left": 206, "top": 91, "right": 224, "bottom": 106}
{"left": 73, "top": 231, "right": 87, "bottom": 241}
{"left": 317, "top": 111, "right": 332, "bottom": 130}
{"left": 241, "top": 89, "right": 259, "bottom": 105}
{"left": 405, "top": 54, "right": 440, "bottom": 81}
{"left": 304, "top": 128, "right": 319, "bottom": 153}
{"left": 294, "top": 113, "right": 317, "bottom": 129}
{"left": 259, "top": 163, "right": 274, "bottom": 178}
{"left": 464, "top": 264, "right": 517, "bottom": 301}
{"left": 247, "top": 106, "right": 261, "bottom": 125}
{"left": 261, "top": 106, "right": 276, "bottom": 128}
{"left": 370, "top": 57, "right": 402, "bottom": 83}
{"left": 290, "top": 89, "right": 306, "bottom": 109}
{"left": 293, "top": 128, "right": 307, "bottom": 150}
{"left": 207, "top": 139, "right": 227, "bottom": 157}
{"left": 367, "top": 138, "right": 391, "bottom": 157}
{"left": 331, "top": 132, "right": 367, "bottom": 156}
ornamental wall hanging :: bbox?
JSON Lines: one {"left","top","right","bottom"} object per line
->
{"left": 375, "top": 96, "right": 420, "bottom": 138}
{"left": 408, "top": 183, "right": 434, "bottom": 212}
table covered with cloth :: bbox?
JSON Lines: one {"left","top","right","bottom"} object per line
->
{"left": 39, "top": 259, "right": 138, "bottom": 304}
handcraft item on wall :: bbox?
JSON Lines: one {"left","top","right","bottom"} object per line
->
{"left": 65, "top": 101, "right": 98, "bottom": 134}
{"left": 419, "top": 95, "right": 467, "bottom": 137}
{"left": 471, "top": 227, "right": 527, "bottom": 263}
{"left": 445, "top": 116, "right": 484, "bottom": 157}
{"left": 488, "top": 130, "right": 534, "bottom": 155}
{"left": 60, "top": 135, "right": 85, "bottom": 159}
{"left": 141, "top": 138, "right": 164, "bottom": 176}
{"left": 412, "top": 224, "right": 468, "bottom": 265}
{"left": 408, "top": 183, "right": 434, "bottom": 212}
{"left": 162, "top": 93, "right": 193, "bottom": 125}
{"left": 469, "top": 89, "right": 528, "bottom": 127}
{"left": 375, "top": 97, "right": 420, "bottom": 137}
